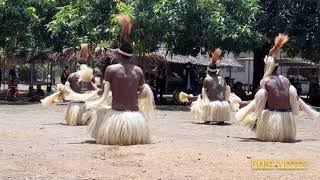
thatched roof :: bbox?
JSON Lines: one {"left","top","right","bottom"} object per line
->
{"left": 153, "top": 50, "right": 244, "bottom": 68}
{"left": 278, "top": 58, "right": 318, "bottom": 67}
{"left": 0, "top": 47, "right": 82, "bottom": 64}
{"left": 163, "top": 54, "right": 209, "bottom": 66}
{"left": 152, "top": 49, "right": 209, "bottom": 66}
{"left": 217, "top": 52, "right": 244, "bottom": 68}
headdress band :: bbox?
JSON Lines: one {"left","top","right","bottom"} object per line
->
{"left": 207, "top": 67, "right": 219, "bottom": 74}
{"left": 117, "top": 49, "right": 133, "bottom": 57}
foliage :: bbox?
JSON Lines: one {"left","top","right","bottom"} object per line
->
{"left": 0, "top": 0, "right": 319, "bottom": 62}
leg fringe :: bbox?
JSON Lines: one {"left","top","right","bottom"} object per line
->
{"left": 256, "top": 110, "right": 296, "bottom": 142}
{"left": 88, "top": 110, "right": 150, "bottom": 145}
{"left": 138, "top": 84, "right": 155, "bottom": 121}
{"left": 65, "top": 103, "right": 86, "bottom": 126}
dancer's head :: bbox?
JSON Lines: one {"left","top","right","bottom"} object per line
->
{"left": 79, "top": 43, "right": 89, "bottom": 64}
{"left": 117, "top": 14, "right": 133, "bottom": 59}
{"left": 264, "top": 34, "right": 288, "bottom": 78}
{"left": 207, "top": 48, "right": 222, "bottom": 75}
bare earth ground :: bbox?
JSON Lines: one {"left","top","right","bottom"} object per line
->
{"left": 0, "top": 104, "right": 319, "bottom": 180}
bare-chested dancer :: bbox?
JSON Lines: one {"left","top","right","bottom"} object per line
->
{"left": 84, "top": 14, "right": 154, "bottom": 145}
{"left": 64, "top": 70, "right": 98, "bottom": 126}
{"left": 236, "top": 34, "right": 319, "bottom": 142}
{"left": 181, "top": 49, "right": 240, "bottom": 124}
{"left": 54, "top": 43, "right": 98, "bottom": 126}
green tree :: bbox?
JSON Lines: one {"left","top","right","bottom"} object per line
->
{"left": 252, "top": 0, "right": 320, "bottom": 90}
{"left": 0, "top": 0, "right": 33, "bottom": 52}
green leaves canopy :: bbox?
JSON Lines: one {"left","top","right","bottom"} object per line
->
{"left": 0, "top": 0, "right": 320, "bottom": 62}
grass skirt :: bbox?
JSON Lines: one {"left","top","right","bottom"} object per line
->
{"left": 88, "top": 109, "right": 151, "bottom": 145}
{"left": 256, "top": 110, "right": 296, "bottom": 142}
{"left": 191, "top": 98, "right": 231, "bottom": 123}
{"left": 65, "top": 102, "right": 87, "bottom": 126}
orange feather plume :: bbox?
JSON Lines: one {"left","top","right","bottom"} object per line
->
{"left": 117, "top": 14, "right": 132, "bottom": 43}
{"left": 270, "top": 33, "right": 289, "bottom": 54}
{"left": 211, "top": 48, "right": 222, "bottom": 64}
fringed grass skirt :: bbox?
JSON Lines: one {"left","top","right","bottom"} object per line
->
{"left": 88, "top": 109, "right": 150, "bottom": 145}
{"left": 256, "top": 110, "right": 296, "bottom": 142}
{"left": 65, "top": 102, "right": 87, "bottom": 126}
{"left": 191, "top": 100, "right": 231, "bottom": 123}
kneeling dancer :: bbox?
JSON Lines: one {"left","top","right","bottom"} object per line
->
{"left": 41, "top": 64, "right": 99, "bottom": 126}
{"left": 236, "top": 34, "right": 319, "bottom": 142}
{"left": 86, "top": 15, "right": 154, "bottom": 145}
{"left": 180, "top": 49, "right": 241, "bottom": 123}
{"left": 64, "top": 65, "right": 98, "bottom": 126}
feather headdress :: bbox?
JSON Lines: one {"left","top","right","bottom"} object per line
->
{"left": 78, "top": 64, "right": 93, "bottom": 82}
{"left": 79, "top": 43, "right": 89, "bottom": 60}
{"left": 211, "top": 48, "right": 222, "bottom": 64}
{"left": 117, "top": 14, "right": 132, "bottom": 43}
{"left": 270, "top": 33, "right": 288, "bottom": 54}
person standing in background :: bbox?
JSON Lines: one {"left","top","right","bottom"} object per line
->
{"left": 9, "top": 64, "right": 18, "bottom": 84}
{"left": 154, "top": 63, "right": 167, "bottom": 103}
{"left": 0, "top": 67, "right": 2, "bottom": 90}
{"left": 61, "top": 66, "right": 69, "bottom": 85}
{"left": 183, "top": 62, "right": 198, "bottom": 95}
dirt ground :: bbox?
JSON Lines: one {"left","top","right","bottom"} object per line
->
{"left": 0, "top": 104, "right": 319, "bottom": 180}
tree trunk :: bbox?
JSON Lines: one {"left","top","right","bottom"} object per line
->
{"left": 252, "top": 45, "right": 269, "bottom": 92}
{"left": 30, "top": 60, "right": 35, "bottom": 86}
{"left": 50, "top": 60, "right": 54, "bottom": 87}
{"left": 3, "top": 58, "right": 6, "bottom": 91}
{"left": 47, "top": 61, "right": 49, "bottom": 88}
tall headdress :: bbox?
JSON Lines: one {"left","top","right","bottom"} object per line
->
{"left": 117, "top": 14, "right": 133, "bottom": 57}
{"left": 79, "top": 43, "right": 89, "bottom": 64}
{"left": 207, "top": 48, "right": 222, "bottom": 74}
{"left": 263, "top": 34, "right": 289, "bottom": 78}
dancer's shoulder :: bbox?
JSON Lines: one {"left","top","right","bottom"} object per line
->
{"left": 133, "top": 65, "right": 143, "bottom": 74}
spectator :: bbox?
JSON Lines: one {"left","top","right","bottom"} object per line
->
{"left": 36, "top": 85, "right": 45, "bottom": 97}
{"left": 27, "top": 85, "right": 36, "bottom": 99}
{"left": 234, "top": 82, "right": 249, "bottom": 101}
{"left": 182, "top": 62, "right": 198, "bottom": 95}
{"left": 9, "top": 64, "right": 18, "bottom": 84}
{"left": 8, "top": 79, "right": 18, "bottom": 100}
{"left": 45, "top": 86, "right": 53, "bottom": 97}
{"left": 61, "top": 66, "right": 69, "bottom": 85}
{"left": 309, "top": 83, "right": 320, "bottom": 107}
{"left": 289, "top": 78, "right": 302, "bottom": 96}
{"left": 0, "top": 67, "right": 2, "bottom": 90}
{"left": 154, "top": 63, "right": 167, "bottom": 102}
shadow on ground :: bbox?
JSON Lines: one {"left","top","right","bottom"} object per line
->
{"left": 192, "top": 122, "right": 232, "bottom": 126}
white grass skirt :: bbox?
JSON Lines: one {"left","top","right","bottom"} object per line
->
{"left": 65, "top": 102, "right": 86, "bottom": 126}
{"left": 191, "top": 100, "right": 231, "bottom": 123}
{"left": 256, "top": 110, "right": 296, "bottom": 142}
{"left": 88, "top": 109, "right": 151, "bottom": 145}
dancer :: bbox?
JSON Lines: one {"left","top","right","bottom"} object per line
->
{"left": 83, "top": 14, "right": 154, "bottom": 145}
{"left": 44, "top": 15, "right": 154, "bottom": 145}
{"left": 64, "top": 42, "right": 98, "bottom": 126}
{"left": 42, "top": 44, "right": 99, "bottom": 126}
{"left": 236, "top": 34, "right": 319, "bottom": 142}
{"left": 63, "top": 66, "right": 98, "bottom": 126}
{"left": 180, "top": 49, "right": 241, "bottom": 124}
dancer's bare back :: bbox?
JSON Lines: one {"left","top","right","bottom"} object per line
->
{"left": 203, "top": 75, "right": 226, "bottom": 101}
{"left": 105, "top": 63, "right": 144, "bottom": 111}
{"left": 260, "top": 75, "right": 291, "bottom": 110}
{"left": 68, "top": 73, "right": 97, "bottom": 93}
